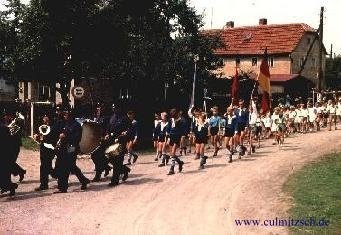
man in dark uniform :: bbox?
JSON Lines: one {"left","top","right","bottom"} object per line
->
{"left": 54, "top": 109, "right": 90, "bottom": 193}
{"left": 0, "top": 112, "right": 18, "bottom": 196}
{"left": 7, "top": 111, "right": 26, "bottom": 182}
{"left": 34, "top": 116, "right": 57, "bottom": 191}
{"left": 105, "top": 104, "right": 131, "bottom": 187}
{"left": 91, "top": 104, "right": 111, "bottom": 182}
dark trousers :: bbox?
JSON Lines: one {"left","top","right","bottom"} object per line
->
{"left": 0, "top": 160, "right": 16, "bottom": 192}
{"left": 110, "top": 154, "right": 130, "bottom": 184}
{"left": 39, "top": 146, "right": 55, "bottom": 187}
{"left": 91, "top": 146, "right": 110, "bottom": 174}
{"left": 11, "top": 163, "right": 25, "bottom": 176}
{"left": 10, "top": 145, "right": 26, "bottom": 176}
{"left": 55, "top": 151, "right": 88, "bottom": 191}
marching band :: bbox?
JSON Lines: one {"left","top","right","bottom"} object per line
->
{"left": 0, "top": 94, "right": 341, "bottom": 197}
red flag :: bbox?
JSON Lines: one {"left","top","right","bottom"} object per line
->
{"left": 231, "top": 67, "right": 239, "bottom": 106}
{"left": 257, "top": 50, "right": 271, "bottom": 114}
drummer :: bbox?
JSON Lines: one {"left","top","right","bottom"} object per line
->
{"left": 105, "top": 103, "right": 132, "bottom": 187}
{"left": 91, "top": 104, "right": 111, "bottom": 182}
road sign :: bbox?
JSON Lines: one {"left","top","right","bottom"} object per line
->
{"left": 72, "top": 86, "right": 85, "bottom": 99}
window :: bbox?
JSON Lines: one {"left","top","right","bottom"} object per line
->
{"left": 252, "top": 57, "right": 257, "bottom": 66}
{"left": 299, "top": 57, "right": 305, "bottom": 67}
{"left": 268, "top": 57, "right": 274, "bottom": 67}
{"left": 235, "top": 58, "right": 240, "bottom": 67}
{"left": 39, "top": 84, "right": 50, "bottom": 100}
{"left": 312, "top": 58, "right": 316, "bottom": 67}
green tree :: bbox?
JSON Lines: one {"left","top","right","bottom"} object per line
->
{"left": 325, "top": 56, "right": 341, "bottom": 89}
{"left": 2, "top": 0, "right": 222, "bottom": 108}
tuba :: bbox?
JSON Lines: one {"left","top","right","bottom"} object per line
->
{"left": 39, "top": 124, "right": 51, "bottom": 136}
{"left": 8, "top": 112, "right": 25, "bottom": 136}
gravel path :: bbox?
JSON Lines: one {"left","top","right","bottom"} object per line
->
{"left": 1, "top": 125, "right": 340, "bottom": 235}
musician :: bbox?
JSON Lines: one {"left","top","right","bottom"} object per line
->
{"left": 34, "top": 116, "right": 56, "bottom": 191}
{"left": 7, "top": 111, "right": 26, "bottom": 182}
{"left": 50, "top": 104, "right": 66, "bottom": 179}
{"left": 166, "top": 108, "right": 184, "bottom": 175}
{"left": 126, "top": 111, "right": 139, "bottom": 165}
{"left": 193, "top": 112, "right": 209, "bottom": 169}
{"left": 91, "top": 104, "right": 111, "bottom": 182}
{"left": 54, "top": 109, "right": 90, "bottom": 193}
{"left": 0, "top": 112, "right": 18, "bottom": 196}
{"left": 105, "top": 104, "right": 131, "bottom": 187}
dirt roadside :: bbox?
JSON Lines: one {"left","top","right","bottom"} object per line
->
{"left": 1, "top": 126, "right": 340, "bottom": 235}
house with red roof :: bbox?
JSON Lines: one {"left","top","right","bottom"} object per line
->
{"left": 210, "top": 19, "right": 326, "bottom": 96}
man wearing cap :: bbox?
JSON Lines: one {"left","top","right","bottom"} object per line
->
{"left": 90, "top": 104, "right": 111, "bottom": 182}
{"left": 0, "top": 112, "right": 18, "bottom": 196}
{"left": 54, "top": 108, "right": 90, "bottom": 193}
{"left": 105, "top": 104, "right": 131, "bottom": 187}
{"left": 34, "top": 116, "right": 56, "bottom": 191}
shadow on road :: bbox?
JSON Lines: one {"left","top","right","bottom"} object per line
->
{"left": 1, "top": 191, "right": 52, "bottom": 202}
{"left": 124, "top": 177, "right": 163, "bottom": 185}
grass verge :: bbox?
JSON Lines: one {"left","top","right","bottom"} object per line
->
{"left": 284, "top": 152, "right": 341, "bottom": 234}
{"left": 22, "top": 137, "right": 40, "bottom": 151}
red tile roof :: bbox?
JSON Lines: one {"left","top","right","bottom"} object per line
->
{"left": 207, "top": 23, "right": 316, "bottom": 55}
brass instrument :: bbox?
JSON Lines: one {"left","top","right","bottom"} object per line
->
{"left": 33, "top": 125, "right": 56, "bottom": 150}
{"left": 39, "top": 124, "right": 51, "bottom": 136}
{"left": 8, "top": 112, "right": 25, "bottom": 136}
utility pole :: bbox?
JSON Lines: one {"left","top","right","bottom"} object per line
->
{"left": 317, "top": 6, "right": 324, "bottom": 92}
{"left": 330, "top": 44, "right": 333, "bottom": 58}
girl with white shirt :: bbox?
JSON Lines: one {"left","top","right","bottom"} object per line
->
{"left": 327, "top": 100, "right": 337, "bottom": 131}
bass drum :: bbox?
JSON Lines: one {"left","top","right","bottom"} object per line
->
{"left": 79, "top": 121, "right": 103, "bottom": 154}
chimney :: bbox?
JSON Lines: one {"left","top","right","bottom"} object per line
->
{"left": 225, "top": 21, "right": 234, "bottom": 28}
{"left": 259, "top": 18, "right": 267, "bottom": 25}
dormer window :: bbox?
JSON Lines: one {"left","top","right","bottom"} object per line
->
{"left": 268, "top": 57, "right": 274, "bottom": 67}
{"left": 252, "top": 57, "right": 257, "bottom": 66}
